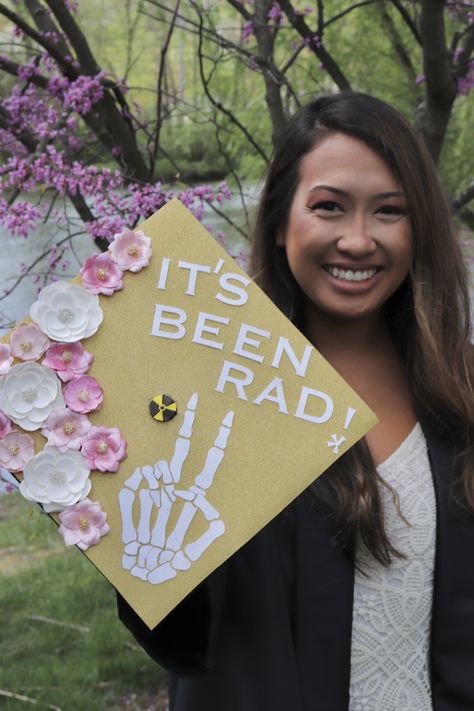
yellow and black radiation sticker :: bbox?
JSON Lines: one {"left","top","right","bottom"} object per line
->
{"left": 149, "top": 394, "right": 178, "bottom": 422}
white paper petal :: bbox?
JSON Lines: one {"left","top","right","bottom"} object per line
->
{"left": 21, "top": 446, "right": 91, "bottom": 511}
{"left": 0, "top": 363, "right": 64, "bottom": 431}
{"left": 30, "top": 282, "right": 103, "bottom": 342}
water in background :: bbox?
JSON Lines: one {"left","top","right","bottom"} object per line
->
{"left": 0, "top": 187, "right": 257, "bottom": 335}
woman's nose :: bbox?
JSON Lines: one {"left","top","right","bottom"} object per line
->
{"left": 336, "top": 215, "right": 376, "bottom": 257}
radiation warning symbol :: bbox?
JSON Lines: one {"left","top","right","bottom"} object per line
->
{"left": 149, "top": 394, "right": 178, "bottom": 422}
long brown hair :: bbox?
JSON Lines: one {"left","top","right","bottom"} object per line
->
{"left": 250, "top": 92, "right": 474, "bottom": 564}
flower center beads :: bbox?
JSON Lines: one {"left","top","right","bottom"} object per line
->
{"left": 21, "top": 340, "right": 33, "bottom": 353}
{"left": 78, "top": 389, "right": 89, "bottom": 402}
{"left": 50, "top": 470, "right": 66, "bottom": 484}
{"left": 7, "top": 442, "right": 19, "bottom": 456}
{"left": 61, "top": 350, "right": 72, "bottom": 363}
{"left": 58, "top": 308, "right": 74, "bottom": 323}
{"left": 63, "top": 421, "right": 75, "bottom": 435}
{"left": 79, "top": 516, "right": 90, "bottom": 530}
{"left": 96, "top": 268, "right": 108, "bottom": 281}
{"left": 96, "top": 440, "right": 108, "bottom": 453}
{"left": 22, "top": 387, "right": 37, "bottom": 403}
{"left": 127, "top": 244, "right": 138, "bottom": 256}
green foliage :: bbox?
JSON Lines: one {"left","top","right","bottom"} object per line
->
{"left": 0, "top": 495, "right": 166, "bottom": 710}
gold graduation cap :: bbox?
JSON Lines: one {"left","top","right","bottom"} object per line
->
{"left": 0, "top": 199, "right": 376, "bottom": 629}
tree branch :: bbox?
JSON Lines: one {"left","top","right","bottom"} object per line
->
{"left": 252, "top": 0, "right": 288, "bottom": 146}
{"left": 418, "top": 0, "right": 457, "bottom": 162}
{"left": 151, "top": 0, "right": 181, "bottom": 176}
{"left": 379, "top": 5, "right": 418, "bottom": 89}
{"left": 453, "top": 23, "right": 474, "bottom": 80}
{"left": 0, "top": 2, "right": 76, "bottom": 77}
{"left": 389, "top": 0, "right": 423, "bottom": 46}
{"left": 194, "top": 4, "right": 269, "bottom": 162}
{"left": 453, "top": 180, "right": 474, "bottom": 212}
{"left": 323, "top": 0, "right": 379, "bottom": 30}
{"left": 277, "top": 0, "right": 352, "bottom": 90}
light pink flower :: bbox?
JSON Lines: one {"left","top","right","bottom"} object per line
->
{"left": 42, "top": 341, "right": 93, "bottom": 382}
{"left": 0, "top": 344, "right": 13, "bottom": 375}
{"left": 80, "top": 252, "right": 124, "bottom": 295}
{"left": 63, "top": 375, "right": 103, "bottom": 414}
{"left": 58, "top": 498, "right": 111, "bottom": 550}
{"left": 80, "top": 425, "right": 127, "bottom": 472}
{"left": 0, "top": 431, "right": 35, "bottom": 472}
{"left": 9, "top": 323, "right": 50, "bottom": 361}
{"left": 41, "top": 407, "right": 91, "bottom": 451}
{"left": 0, "top": 410, "right": 13, "bottom": 439}
{"left": 109, "top": 228, "right": 152, "bottom": 272}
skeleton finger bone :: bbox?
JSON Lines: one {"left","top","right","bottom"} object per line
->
{"left": 169, "top": 393, "right": 198, "bottom": 483}
{"left": 195, "top": 411, "right": 234, "bottom": 490}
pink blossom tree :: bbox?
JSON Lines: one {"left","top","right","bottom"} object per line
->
{"left": 0, "top": 0, "right": 473, "bottom": 316}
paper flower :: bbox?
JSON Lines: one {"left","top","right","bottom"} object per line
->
{"left": 9, "top": 323, "right": 51, "bottom": 361}
{"left": 30, "top": 281, "right": 103, "bottom": 342}
{"left": 0, "top": 362, "right": 64, "bottom": 431}
{"left": 63, "top": 375, "right": 103, "bottom": 414}
{"left": 80, "top": 425, "right": 127, "bottom": 472}
{"left": 109, "top": 228, "right": 152, "bottom": 272}
{"left": 42, "top": 341, "right": 93, "bottom": 382}
{"left": 58, "top": 498, "right": 110, "bottom": 550}
{"left": 0, "top": 431, "right": 35, "bottom": 472}
{"left": 80, "top": 252, "right": 124, "bottom": 296}
{"left": 0, "top": 344, "right": 13, "bottom": 376}
{"left": 0, "top": 410, "right": 13, "bottom": 439}
{"left": 41, "top": 407, "right": 92, "bottom": 452}
{"left": 19, "top": 446, "right": 91, "bottom": 513}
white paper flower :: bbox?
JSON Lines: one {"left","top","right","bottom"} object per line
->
{"left": 19, "top": 446, "right": 91, "bottom": 513}
{"left": 30, "top": 281, "right": 103, "bottom": 342}
{"left": 0, "top": 362, "right": 65, "bottom": 431}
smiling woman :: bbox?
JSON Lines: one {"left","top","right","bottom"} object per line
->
{"left": 278, "top": 133, "right": 412, "bottom": 327}
{"left": 117, "top": 93, "right": 474, "bottom": 711}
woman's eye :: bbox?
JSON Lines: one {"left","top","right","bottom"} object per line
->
{"left": 310, "top": 201, "right": 343, "bottom": 215}
{"left": 376, "top": 205, "right": 407, "bottom": 220}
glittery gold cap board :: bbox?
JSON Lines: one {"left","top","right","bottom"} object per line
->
{"left": 0, "top": 199, "right": 377, "bottom": 629}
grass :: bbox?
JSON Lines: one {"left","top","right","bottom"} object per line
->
{"left": 0, "top": 494, "right": 167, "bottom": 711}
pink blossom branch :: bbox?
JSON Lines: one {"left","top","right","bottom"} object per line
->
{"left": 0, "top": 2, "right": 77, "bottom": 76}
{"left": 277, "top": 0, "right": 352, "bottom": 90}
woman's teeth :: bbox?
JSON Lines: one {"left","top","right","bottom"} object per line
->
{"left": 325, "top": 266, "right": 378, "bottom": 282}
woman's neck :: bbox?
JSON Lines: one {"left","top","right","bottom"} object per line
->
{"left": 304, "top": 310, "right": 394, "bottom": 369}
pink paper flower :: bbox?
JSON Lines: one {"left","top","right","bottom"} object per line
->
{"left": 58, "top": 498, "right": 110, "bottom": 550}
{"left": 42, "top": 341, "right": 93, "bottom": 382}
{"left": 9, "top": 323, "right": 50, "bottom": 361}
{"left": 80, "top": 425, "right": 127, "bottom": 472}
{"left": 0, "top": 344, "right": 13, "bottom": 375}
{"left": 80, "top": 252, "right": 124, "bottom": 295}
{"left": 63, "top": 375, "right": 103, "bottom": 414}
{"left": 0, "top": 410, "right": 13, "bottom": 439}
{"left": 41, "top": 407, "right": 91, "bottom": 451}
{"left": 0, "top": 431, "right": 35, "bottom": 472}
{"left": 109, "top": 228, "right": 152, "bottom": 272}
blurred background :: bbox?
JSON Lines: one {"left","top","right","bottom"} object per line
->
{"left": 0, "top": 1, "right": 473, "bottom": 708}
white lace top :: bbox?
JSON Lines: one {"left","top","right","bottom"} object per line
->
{"left": 349, "top": 423, "right": 436, "bottom": 711}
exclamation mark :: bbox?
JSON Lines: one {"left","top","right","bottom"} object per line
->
{"left": 344, "top": 407, "right": 356, "bottom": 430}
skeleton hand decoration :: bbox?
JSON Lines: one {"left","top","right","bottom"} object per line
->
{"left": 118, "top": 393, "right": 234, "bottom": 584}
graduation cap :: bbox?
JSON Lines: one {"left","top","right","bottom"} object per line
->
{"left": 0, "top": 199, "right": 376, "bottom": 629}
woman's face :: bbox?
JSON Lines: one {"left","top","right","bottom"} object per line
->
{"left": 278, "top": 132, "right": 412, "bottom": 328}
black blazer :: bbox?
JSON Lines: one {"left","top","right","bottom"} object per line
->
{"left": 117, "top": 423, "right": 474, "bottom": 711}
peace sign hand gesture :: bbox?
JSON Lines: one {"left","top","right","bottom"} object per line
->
{"left": 118, "top": 393, "right": 234, "bottom": 585}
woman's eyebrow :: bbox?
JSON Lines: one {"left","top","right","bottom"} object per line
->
{"left": 307, "top": 185, "right": 405, "bottom": 199}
